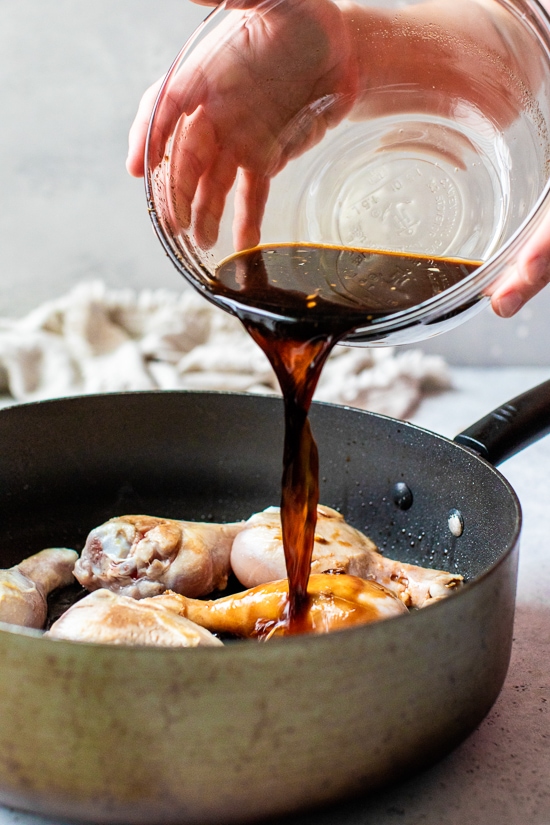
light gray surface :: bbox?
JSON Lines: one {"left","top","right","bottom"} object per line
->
{"left": 1, "top": 0, "right": 550, "bottom": 363}
{"left": 0, "top": 366, "right": 549, "bottom": 825}
{"left": 417, "top": 301, "right": 550, "bottom": 367}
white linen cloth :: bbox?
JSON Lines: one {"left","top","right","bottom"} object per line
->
{"left": 0, "top": 281, "right": 451, "bottom": 418}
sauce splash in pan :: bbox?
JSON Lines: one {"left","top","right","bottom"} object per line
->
{"left": 214, "top": 243, "right": 479, "bottom": 630}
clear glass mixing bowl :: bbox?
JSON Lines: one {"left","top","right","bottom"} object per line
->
{"left": 145, "top": 0, "right": 550, "bottom": 345}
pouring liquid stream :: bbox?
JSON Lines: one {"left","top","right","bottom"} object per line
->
{"left": 214, "top": 242, "right": 480, "bottom": 632}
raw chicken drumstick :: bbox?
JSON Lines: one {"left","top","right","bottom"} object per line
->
{"left": 231, "top": 505, "right": 463, "bottom": 608}
{"left": 74, "top": 514, "right": 244, "bottom": 599}
{"left": 156, "top": 573, "right": 408, "bottom": 640}
{"left": 0, "top": 547, "right": 78, "bottom": 628}
{"left": 46, "top": 588, "right": 222, "bottom": 647}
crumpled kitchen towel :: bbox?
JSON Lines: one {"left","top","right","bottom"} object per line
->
{"left": 0, "top": 281, "right": 451, "bottom": 418}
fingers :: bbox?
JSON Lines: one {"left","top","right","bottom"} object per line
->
{"left": 166, "top": 107, "right": 219, "bottom": 233}
{"left": 491, "top": 259, "right": 550, "bottom": 317}
{"left": 126, "top": 78, "right": 165, "bottom": 177}
{"left": 194, "top": 151, "right": 238, "bottom": 248}
{"left": 127, "top": 58, "right": 207, "bottom": 178}
{"left": 224, "top": 0, "right": 271, "bottom": 6}
{"left": 232, "top": 171, "right": 270, "bottom": 251}
{"left": 491, "top": 220, "right": 550, "bottom": 317}
{"left": 191, "top": 0, "right": 264, "bottom": 6}
{"left": 132, "top": 79, "right": 249, "bottom": 251}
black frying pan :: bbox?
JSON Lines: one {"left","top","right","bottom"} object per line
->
{"left": 0, "top": 383, "right": 547, "bottom": 824}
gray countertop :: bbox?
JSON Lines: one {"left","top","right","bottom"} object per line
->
{"left": 1, "top": 366, "right": 550, "bottom": 825}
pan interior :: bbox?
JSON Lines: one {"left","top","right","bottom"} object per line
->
{"left": 0, "top": 391, "right": 518, "bottom": 584}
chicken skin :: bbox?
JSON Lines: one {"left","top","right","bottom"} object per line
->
{"left": 231, "top": 505, "right": 463, "bottom": 608}
{"left": 0, "top": 547, "right": 78, "bottom": 629}
{"left": 46, "top": 588, "right": 223, "bottom": 647}
{"left": 157, "top": 573, "right": 408, "bottom": 640}
{"left": 74, "top": 514, "right": 244, "bottom": 599}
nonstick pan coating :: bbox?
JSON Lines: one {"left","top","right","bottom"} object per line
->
{"left": 0, "top": 390, "right": 519, "bottom": 576}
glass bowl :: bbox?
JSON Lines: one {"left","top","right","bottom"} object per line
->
{"left": 145, "top": 0, "right": 550, "bottom": 346}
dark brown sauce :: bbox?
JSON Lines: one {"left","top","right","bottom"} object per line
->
{"left": 214, "top": 243, "right": 480, "bottom": 632}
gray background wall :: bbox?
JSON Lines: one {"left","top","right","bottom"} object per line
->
{"left": 0, "top": 0, "right": 548, "bottom": 365}
{"left": 0, "top": 1, "right": 205, "bottom": 311}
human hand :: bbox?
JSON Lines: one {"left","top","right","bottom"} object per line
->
{"left": 489, "top": 216, "right": 550, "bottom": 317}
{"left": 127, "top": 0, "right": 357, "bottom": 250}
{"left": 489, "top": 1, "right": 550, "bottom": 316}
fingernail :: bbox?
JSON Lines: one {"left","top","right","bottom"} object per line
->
{"left": 496, "top": 292, "right": 523, "bottom": 318}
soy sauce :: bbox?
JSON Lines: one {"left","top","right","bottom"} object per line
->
{"left": 214, "top": 243, "right": 480, "bottom": 630}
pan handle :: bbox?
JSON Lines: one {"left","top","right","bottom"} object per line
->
{"left": 453, "top": 379, "right": 550, "bottom": 466}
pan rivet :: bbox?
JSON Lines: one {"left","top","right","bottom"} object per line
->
{"left": 392, "top": 482, "right": 413, "bottom": 510}
{"left": 448, "top": 509, "right": 464, "bottom": 537}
